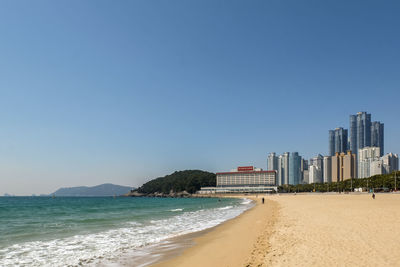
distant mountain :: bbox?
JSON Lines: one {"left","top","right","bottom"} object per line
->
{"left": 52, "top": 183, "right": 135, "bottom": 197}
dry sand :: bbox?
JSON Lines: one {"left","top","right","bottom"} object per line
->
{"left": 153, "top": 193, "right": 400, "bottom": 267}
{"left": 265, "top": 193, "right": 400, "bottom": 267}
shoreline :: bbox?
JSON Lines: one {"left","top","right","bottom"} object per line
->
{"left": 150, "top": 195, "right": 278, "bottom": 267}
{"left": 116, "top": 195, "right": 258, "bottom": 267}
{"left": 117, "top": 209, "right": 250, "bottom": 267}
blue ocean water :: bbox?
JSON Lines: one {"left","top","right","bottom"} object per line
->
{"left": 0, "top": 196, "right": 252, "bottom": 266}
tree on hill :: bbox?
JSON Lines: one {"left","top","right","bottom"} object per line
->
{"left": 137, "top": 170, "right": 216, "bottom": 194}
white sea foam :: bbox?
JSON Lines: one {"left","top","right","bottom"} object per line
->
{"left": 240, "top": 199, "right": 253, "bottom": 205}
{"left": 168, "top": 208, "right": 183, "bottom": 212}
{"left": 218, "top": 205, "right": 233, "bottom": 210}
{"left": 0, "top": 199, "right": 253, "bottom": 267}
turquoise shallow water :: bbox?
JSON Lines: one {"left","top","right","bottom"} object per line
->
{"left": 0, "top": 196, "right": 252, "bottom": 266}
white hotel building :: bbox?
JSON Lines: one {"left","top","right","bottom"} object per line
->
{"left": 199, "top": 166, "right": 277, "bottom": 194}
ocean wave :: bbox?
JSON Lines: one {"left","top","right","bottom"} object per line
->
{"left": 0, "top": 200, "right": 253, "bottom": 267}
{"left": 218, "top": 205, "right": 233, "bottom": 210}
{"left": 240, "top": 198, "right": 253, "bottom": 205}
{"left": 168, "top": 208, "right": 183, "bottom": 212}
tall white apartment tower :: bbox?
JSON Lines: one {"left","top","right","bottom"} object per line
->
{"left": 358, "top": 147, "right": 381, "bottom": 178}
{"left": 267, "top": 152, "right": 278, "bottom": 171}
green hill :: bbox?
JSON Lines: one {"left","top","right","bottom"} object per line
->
{"left": 137, "top": 170, "right": 216, "bottom": 194}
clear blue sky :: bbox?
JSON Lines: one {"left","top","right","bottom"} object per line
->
{"left": 0, "top": 0, "right": 399, "bottom": 195}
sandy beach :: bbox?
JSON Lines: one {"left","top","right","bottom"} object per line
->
{"left": 152, "top": 196, "right": 278, "bottom": 267}
{"left": 153, "top": 193, "right": 400, "bottom": 267}
{"left": 265, "top": 193, "right": 400, "bottom": 267}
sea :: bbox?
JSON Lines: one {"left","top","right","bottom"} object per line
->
{"left": 0, "top": 196, "right": 253, "bottom": 267}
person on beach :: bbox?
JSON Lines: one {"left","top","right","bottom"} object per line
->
{"left": 262, "top": 197, "right": 265, "bottom": 204}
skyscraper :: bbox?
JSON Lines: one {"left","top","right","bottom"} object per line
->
{"left": 381, "top": 153, "right": 399, "bottom": 174}
{"left": 300, "top": 159, "right": 308, "bottom": 184}
{"left": 309, "top": 165, "right": 322, "bottom": 184}
{"left": 329, "top": 127, "right": 348, "bottom": 155}
{"left": 343, "top": 151, "right": 357, "bottom": 180}
{"left": 358, "top": 147, "right": 381, "bottom": 178}
{"left": 331, "top": 151, "right": 356, "bottom": 182}
{"left": 313, "top": 154, "right": 324, "bottom": 173}
{"left": 370, "top": 160, "right": 383, "bottom": 177}
{"left": 289, "top": 152, "right": 301, "bottom": 185}
{"left": 349, "top": 112, "right": 372, "bottom": 155}
{"left": 357, "top": 112, "right": 371, "bottom": 152}
{"left": 335, "top": 128, "right": 348, "bottom": 154}
{"left": 301, "top": 159, "right": 308, "bottom": 172}
{"left": 309, "top": 154, "right": 323, "bottom": 184}
{"left": 323, "top": 156, "right": 332, "bottom": 183}
{"left": 329, "top": 130, "right": 335, "bottom": 156}
{"left": 349, "top": 112, "right": 384, "bottom": 157}
{"left": 277, "top": 152, "right": 290, "bottom": 185}
{"left": 267, "top": 152, "right": 278, "bottom": 171}
{"left": 277, "top": 155, "right": 283, "bottom": 186}
{"left": 331, "top": 153, "right": 342, "bottom": 183}
{"left": 371, "top": 121, "right": 384, "bottom": 156}
{"left": 282, "top": 152, "right": 290, "bottom": 185}
{"left": 303, "top": 170, "right": 309, "bottom": 184}
{"left": 349, "top": 115, "right": 357, "bottom": 154}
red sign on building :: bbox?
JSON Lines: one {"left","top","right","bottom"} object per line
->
{"left": 237, "top": 166, "right": 254, "bottom": 172}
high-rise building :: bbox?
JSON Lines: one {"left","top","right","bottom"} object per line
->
{"left": 309, "top": 165, "right": 323, "bottom": 184}
{"left": 370, "top": 160, "right": 383, "bottom": 176}
{"left": 301, "top": 159, "right": 308, "bottom": 172}
{"left": 349, "top": 112, "right": 372, "bottom": 155}
{"left": 335, "top": 128, "right": 348, "bottom": 154}
{"left": 329, "top": 128, "right": 348, "bottom": 156}
{"left": 331, "top": 153, "right": 342, "bottom": 183}
{"left": 278, "top": 152, "right": 290, "bottom": 185}
{"left": 289, "top": 152, "right": 301, "bottom": 185}
{"left": 309, "top": 165, "right": 316, "bottom": 184}
{"left": 349, "top": 115, "right": 357, "bottom": 154}
{"left": 267, "top": 152, "right": 278, "bottom": 171}
{"left": 343, "top": 151, "right": 357, "bottom": 180}
{"left": 309, "top": 154, "right": 323, "bottom": 183}
{"left": 329, "top": 130, "right": 335, "bottom": 156}
{"left": 323, "top": 156, "right": 332, "bottom": 183}
{"left": 349, "top": 112, "right": 384, "bottom": 157}
{"left": 303, "top": 170, "right": 309, "bottom": 184}
{"left": 358, "top": 147, "right": 381, "bottom": 178}
{"left": 331, "top": 151, "right": 356, "bottom": 182}
{"left": 381, "top": 153, "right": 399, "bottom": 174}
{"left": 314, "top": 154, "right": 324, "bottom": 171}
{"left": 277, "top": 155, "right": 283, "bottom": 186}
{"left": 300, "top": 159, "right": 308, "bottom": 184}
{"left": 371, "top": 121, "right": 384, "bottom": 156}
{"left": 357, "top": 112, "right": 372, "bottom": 152}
